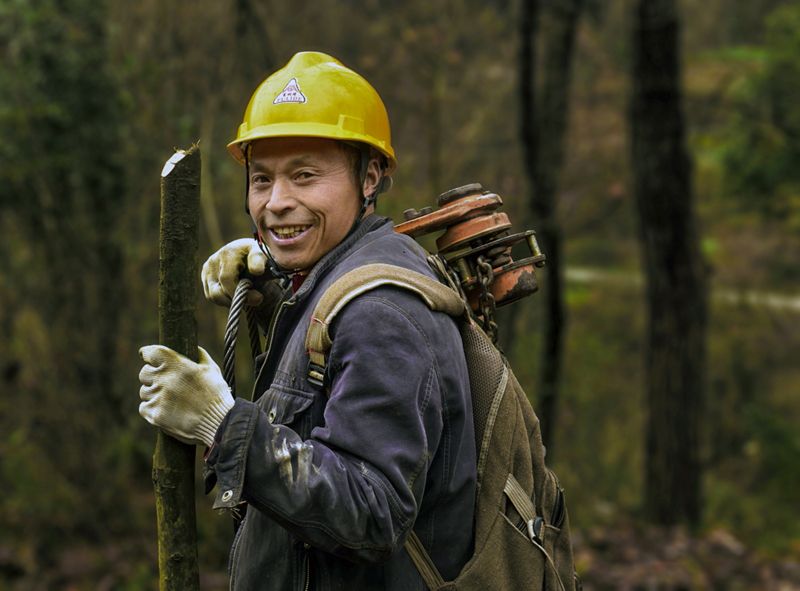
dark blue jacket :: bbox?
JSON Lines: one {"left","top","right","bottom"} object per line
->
{"left": 205, "top": 215, "right": 476, "bottom": 590}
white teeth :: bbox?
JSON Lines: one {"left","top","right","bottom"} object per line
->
{"left": 272, "top": 225, "right": 310, "bottom": 238}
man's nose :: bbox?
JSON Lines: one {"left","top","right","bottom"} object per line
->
{"left": 265, "top": 177, "right": 296, "bottom": 214}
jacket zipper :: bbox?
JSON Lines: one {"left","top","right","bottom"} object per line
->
{"left": 298, "top": 542, "right": 311, "bottom": 591}
{"left": 250, "top": 296, "right": 295, "bottom": 401}
{"left": 228, "top": 512, "right": 248, "bottom": 591}
{"left": 303, "top": 551, "right": 311, "bottom": 591}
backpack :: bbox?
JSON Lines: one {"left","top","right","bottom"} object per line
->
{"left": 305, "top": 262, "right": 579, "bottom": 591}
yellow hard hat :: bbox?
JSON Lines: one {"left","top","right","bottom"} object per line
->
{"left": 228, "top": 51, "right": 396, "bottom": 173}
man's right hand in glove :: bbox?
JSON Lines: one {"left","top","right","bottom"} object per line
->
{"left": 202, "top": 238, "right": 269, "bottom": 307}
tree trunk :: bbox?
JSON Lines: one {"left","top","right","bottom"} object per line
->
{"left": 519, "top": 0, "right": 582, "bottom": 456}
{"left": 154, "top": 146, "right": 201, "bottom": 590}
{"left": 630, "top": 0, "right": 709, "bottom": 527}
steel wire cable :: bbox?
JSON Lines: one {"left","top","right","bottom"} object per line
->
{"left": 223, "top": 278, "right": 262, "bottom": 392}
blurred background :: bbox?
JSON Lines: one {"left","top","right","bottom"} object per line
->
{"left": 1, "top": 0, "right": 798, "bottom": 589}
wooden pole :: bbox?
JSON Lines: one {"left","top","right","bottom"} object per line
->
{"left": 154, "top": 146, "right": 201, "bottom": 589}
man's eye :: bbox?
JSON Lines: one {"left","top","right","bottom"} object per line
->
{"left": 251, "top": 174, "right": 271, "bottom": 185}
{"left": 296, "top": 171, "right": 314, "bottom": 181}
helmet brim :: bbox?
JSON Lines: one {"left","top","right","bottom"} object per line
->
{"left": 227, "top": 123, "right": 397, "bottom": 175}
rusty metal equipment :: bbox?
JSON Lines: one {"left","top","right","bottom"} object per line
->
{"left": 395, "top": 183, "right": 546, "bottom": 342}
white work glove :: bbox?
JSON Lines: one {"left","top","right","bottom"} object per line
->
{"left": 202, "top": 238, "right": 269, "bottom": 307}
{"left": 138, "top": 345, "right": 234, "bottom": 448}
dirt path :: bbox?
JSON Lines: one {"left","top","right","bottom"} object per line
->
{"left": 565, "top": 266, "right": 800, "bottom": 313}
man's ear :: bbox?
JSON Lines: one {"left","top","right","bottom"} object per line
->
{"left": 362, "top": 157, "right": 382, "bottom": 197}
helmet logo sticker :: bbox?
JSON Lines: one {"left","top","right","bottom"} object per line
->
{"left": 273, "top": 78, "right": 307, "bottom": 104}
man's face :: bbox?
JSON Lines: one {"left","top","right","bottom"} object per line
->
{"left": 248, "top": 137, "right": 361, "bottom": 272}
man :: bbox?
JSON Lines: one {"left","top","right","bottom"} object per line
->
{"left": 137, "top": 51, "right": 476, "bottom": 590}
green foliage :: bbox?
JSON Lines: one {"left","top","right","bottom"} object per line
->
{"left": 541, "top": 281, "right": 646, "bottom": 525}
{"left": 1, "top": 0, "right": 799, "bottom": 586}
{"left": 0, "top": 0, "right": 140, "bottom": 581}
{"left": 721, "top": 4, "right": 800, "bottom": 228}
{"left": 705, "top": 405, "right": 800, "bottom": 555}
{"left": 0, "top": 429, "right": 81, "bottom": 534}
{"left": 746, "top": 405, "right": 800, "bottom": 494}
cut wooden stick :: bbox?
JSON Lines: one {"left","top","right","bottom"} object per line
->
{"left": 154, "top": 146, "right": 201, "bottom": 590}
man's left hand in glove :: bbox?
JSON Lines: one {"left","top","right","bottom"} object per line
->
{"left": 138, "top": 345, "right": 234, "bottom": 448}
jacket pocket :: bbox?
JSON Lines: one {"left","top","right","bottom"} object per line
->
{"left": 258, "top": 382, "right": 315, "bottom": 434}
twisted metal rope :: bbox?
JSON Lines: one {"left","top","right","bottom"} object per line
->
{"left": 223, "top": 278, "right": 262, "bottom": 392}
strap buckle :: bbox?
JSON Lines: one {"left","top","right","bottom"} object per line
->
{"left": 307, "top": 360, "right": 326, "bottom": 387}
{"left": 527, "top": 516, "right": 544, "bottom": 545}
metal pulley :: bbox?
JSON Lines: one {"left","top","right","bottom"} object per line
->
{"left": 395, "top": 183, "right": 546, "bottom": 339}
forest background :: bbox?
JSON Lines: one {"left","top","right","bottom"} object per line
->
{"left": 1, "top": 0, "right": 798, "bottom": 589}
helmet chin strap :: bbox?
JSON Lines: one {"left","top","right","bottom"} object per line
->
{"left": 254, "top": 227, "right": 293, "bottom": 284}
{"left": 343, "top": 144, "right": 387, "bottom": 239}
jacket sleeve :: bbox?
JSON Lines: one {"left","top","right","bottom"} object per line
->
{"left": 206, "top": 291, "right": 445, "bottom": 562}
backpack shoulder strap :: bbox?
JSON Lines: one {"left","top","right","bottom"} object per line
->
{"left": 305, "top": 263, "right": 468, "bottom": 385}
{"left": 305, "top": 262, "right": 467, "bottom": 589}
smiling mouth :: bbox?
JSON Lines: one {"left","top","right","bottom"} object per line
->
{"left": 270, "top": 225, "right": 311, "bottom": 240}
